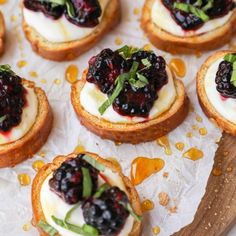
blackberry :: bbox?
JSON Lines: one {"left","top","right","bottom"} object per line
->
{"left": 65, "top": 0, "right": 102, "bottom": 27}
{"left": 86, "top": 49, "right": 128, "bottom": 94}
{"left": 162, "top": 0, "right": 235, "bottom": 31}
{"left": 82, "top": 187, "right": 129, "bottom": 236}
{"left": 215, "top": 61, "right": 236, "bottom": 98}
{"left": 23, "top": 0, "right": 64, "bottom": 19}
{"left": 49, "top": 154, "right": 99, "bottom": 204}
{"left": 0, "top": 71, "right": 26, "bottom": 132}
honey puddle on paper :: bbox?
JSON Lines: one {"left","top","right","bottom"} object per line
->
{"left": 131, "top": 157, "right": 165, "bottom": 185}
{"left": 183, "top": 147, "right": 204, "bottom": 161}
{"left": 156, "top": 136, "right": 172, "bottom": 155}
{"left": 169, "top": 58, "right": 186, "bottom": 78}
{"left": 65, "top": 65, "right": 79, "bottom": 84}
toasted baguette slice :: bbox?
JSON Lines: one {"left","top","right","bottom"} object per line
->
{"left": 0, "top": 11, "right": 5, "bottom": 56}
{"left": 0, "top": 80, "right": 53, "bottom": 168}
{"left": 197, "top": 50, "right": 236, "bottom": 136}
{"left": 32, "top": 152, "right": 142, "bottom": 236}
{"left": 22, "top": 0, "right": 121, "bottom": 61}
{"left": 141, "top": 0, "right": 236, "bottom": 54}
{"left": 71, "top": 71, "right": 189, "bottom": 144}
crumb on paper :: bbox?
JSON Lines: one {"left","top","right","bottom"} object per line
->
{"left": 163, "top": 172, "right": 169, "bottom": 178}
{"left": 158, "top": 192, "right": 170, "bottom": 206}
{"left": 168, "top": 206, "right": 177, "bottom": 214}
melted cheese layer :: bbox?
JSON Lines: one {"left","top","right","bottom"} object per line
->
{"left": 151, "top": 0, "right": 233, "bottom": 37}
{"left": 79, "top": 67, "right": 176, "bottom": 123}
{"left": 23, "top": 0, "right": 109, "bottom": 43}
{"left": 204, "top": 57, "right": 236, "bottom": 124}
{"left": 0, "top": 86, "right": 38, "bottom": 145}
{"left": 40, "top": 167, "right": 134, "bottom": 236}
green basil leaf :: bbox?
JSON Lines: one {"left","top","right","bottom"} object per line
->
{"left": 224, "top": 54, "right": 236, "bottom": 63}
{"left": 93, "top": 183, "right": 110, "bottom": 198}
{"left": 193, "top": 0, "right": 202, "bottom": 7}
{"left": 64, "top": 204, "right": 80, "bottom": 223}
{"left": 202, "top": 0, "right": 214, "bottom": 12}
{"left": 49, "top": 0, "right": 65, "bottom": 5}
{"left": 82, "top": 167, "right": 93, "bottom": 198}
{"left": 65, "top": 0, "right": 76, "bottom": 18}
{"left": 52, "top": 216, "right": 98, "bottom": 236}
{"left": 0, "top": 115, "right": 6, "bottom": 123}
{"left": 117, "top": 45, "right": 139, "bottom": 59}
{"left": 130, "top": 73, "right": 148, "bottom": 88}
{"left": 174, "top": 3, "right": 209, "bottom": 22}
{"left": 0, "top": 64, "right": 14, "bottom": 74}
{"left": 38, "top": 220, "right": 58, "bottom": 236}
{"left": 141, "top": 58, "right": 151, "bottom": 68}
{"left": 230, "top": 61, "right": 236, "bottom": 87}
{"left": 126, "top": 203, "right": 143, "bottom": 222}
{"left": 98, "top": 73, "right": 128, "bottom": 115}
{"left": 129, "top": 61, "right": 139, "bottom": 80}
{"left": 82, "top": 154, "right": 106, "bottom": 171}
{"left": 82, "top": 224, "right": 99, "bottom": 236}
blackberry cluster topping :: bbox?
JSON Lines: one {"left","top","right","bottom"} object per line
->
{"left": 215, "top": 54, "right": 236, "bottom": 98}
{"left": 0, "top": 65, "right": 26, "bottom": 132}
{"left": 162, "top": 0, "right": 235, "bottom": 30}
{"left": 49, "top": 154, "right": 99, "bottom": 204}
{"left": 23, "top": 0, "right": 102, "bottom": 27}
{"left": 82, "top": 187, "right": 129, "bottom": 236}
{"left": 86, "top": 47, "right": 168, "bottom": 117}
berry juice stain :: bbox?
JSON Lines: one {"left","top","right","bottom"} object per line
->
{"left": 130, "top": 157, "right": 165, "bottom": 185}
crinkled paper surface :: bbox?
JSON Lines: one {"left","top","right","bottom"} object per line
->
{"left": 1, "top": 0, "right": 234, "bottom": 235}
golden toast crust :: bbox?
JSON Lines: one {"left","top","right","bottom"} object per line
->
{"left": 22, "top": 0, "right": 121, "bottom": 61}
{"left": 32, "top": 152, "right": 142, "bottom": 236}
{"left": 197, "top": 50, "right": 236, "bottom": 136}
{"left": 0, "top": 79, "right": 53, "bottom": 167}
{"left": 141, "top": 0, "right": 236, "bottom": 54}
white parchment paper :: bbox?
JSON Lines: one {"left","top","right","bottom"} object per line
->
{"left": 1, "top": 0, "right": 233, "bottom": 235}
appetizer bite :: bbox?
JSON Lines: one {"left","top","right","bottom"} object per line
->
{"left": 22, "top": 0, "right": 121, "bottom": 61}
{"left": 0, "top": 11, "right": 5, "bottom": 56}
{"left": 71, "top": 46, "right": 189, "bottom": 144}
{"left": 0, "top": 65, "right": 53, "bottom": 167}
{"left": 197, "top": 51, "right": 236, "bottom": 136}
{"left": 32, "top": 152, "right": 142, "bottom": 236}
{"left": 141, "top": 0, "right": 236, "bottom": 54}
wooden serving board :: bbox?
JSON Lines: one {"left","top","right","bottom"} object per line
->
{"left": 174, "top": 133, "right": 236, "bottom": 236}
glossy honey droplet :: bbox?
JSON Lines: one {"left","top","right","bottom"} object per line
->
{"left": 196, "top": 114, "right": 203, "bottom": 123}
{"left": 23, "top": 223, "right": 30, "bottom": 232}
{"left": 169, "top": 58, "right": 186, "bottom": 78}
{"left": 186, "top": 132, "right": 193, "bottom": 138}
{"left": 41, "top": 79, "right": 47, "bottom": 84}
{"left": 156, "top": 136, "right": 172, "bottom": 155}
{"left": 32, "top": 160, "right": 45, "bottom": 172}
{"left": 65, "top": 64, "right": 79, "bottom": 84}
{"left": 107, "top": 157, "right": 122, "bottom": 171}
{"left": 18, "top": 173, "right": 31, "bottom": 186}
{"left": 29, "top": 71, "right": 38, "bottom": 78}
{"left": 10, "top": 15, "right": 17, "bottom": 22}
{"left": 183, "top": 148, "right": 204, "bottom": 161}
{"left": 175, "top": 142, "right": 184, "bottom": 151}
{"left": 74, "top": 144, "right": 85, "bottom": 154}
{"left": 199, "top": 127, "right": 207, "bottom": 136}
{"left": 54, "top": 79, "right": 61, "bottom": 85}
{"left": 192, "top": 125, "right": 198, "bottom": 130}
{"left": 17, "top": 60, "right": 27, "bottom": 68}
{"left": 131, "top": 157, "right": 165, "bottom": 185}
{"left": 141, "top": 199, "right": 154, "bottom": 212}
{"left": 212, "top": 167, "right": 222, "bottom": 176}
{"left": 133, "top": 7, "right": 140, "bottom": 15}
{"left": 115, "top": 37, "right": 123, "bottom": 46}
{"left": 152, "top": 226, "right": 161, "bottom": 235}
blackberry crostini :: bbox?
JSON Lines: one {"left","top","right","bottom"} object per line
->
{"left": 0, "top": 11, "right": 5, "bottom": 56}
{"left": 141, "top": 0, "right": 236, "bottom": 54}
{"left": 0, "top": 65, "right": 53, "bottom": 167}
{"left": 197, "top": 51, "right": 236, "bottom": 136}
{"left": 21, "top": 0, "right": 121, "bottom": 61}
{"left": 32, "top": 152, "right": 142, "bottom": 236}
{"left": 71, "top": 46, "right": 189, "bottom": 144}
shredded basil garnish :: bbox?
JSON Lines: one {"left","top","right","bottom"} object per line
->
{"left": 126, "top": 203, "right": 143, "bottom": 222}
{"left": 117, "top": 45, "right": 139, "bottom": 59}
{"left": 93, "top": 183, "right": 110, "bottom": 198}
{"left": 82, "top": 154, "right": 106, "bottom": 172}
{"left": 0, "top": 65, "right": 14, "bottom": 74}
{"left": 224, "top": 53, "right": 236, "bottom": 87}
{"left": 0, "top": 115, "right": 6, "bottom": 123}
{"left": 38, "top": 220, "right": 58, "bottom": 236}
{"left": 64, "top": 203, "right": 80, "bottom": 223}
{"left": 82, "top": 167, "right": 93, "bottom": 198}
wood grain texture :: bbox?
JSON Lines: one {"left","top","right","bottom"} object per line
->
{"left": 174, "top": 133, "right": 236, "bottom": 236}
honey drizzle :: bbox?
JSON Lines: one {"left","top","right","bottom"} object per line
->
{"left": 183, "top": 148, "right": 204, "bottom": 161}
{"left": 32, "top": 160, "right": 45, "bottom": 172}
{"left": 65, "top": 65, "right": 79, "bottom": 84}
{"left": 169, "top": 58, "right": 186, "bottom": 78}
{"left": 156, "top": 136, "right": 172, "bottom": 155}
{"left": 18, "top": 173, "right": 31, "bottom": 186}
{"left": 175, "top": 142, "right": 185, "bottom": 151}
{"left": 131, "top": 157, "right": 165, "bottom": 185}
